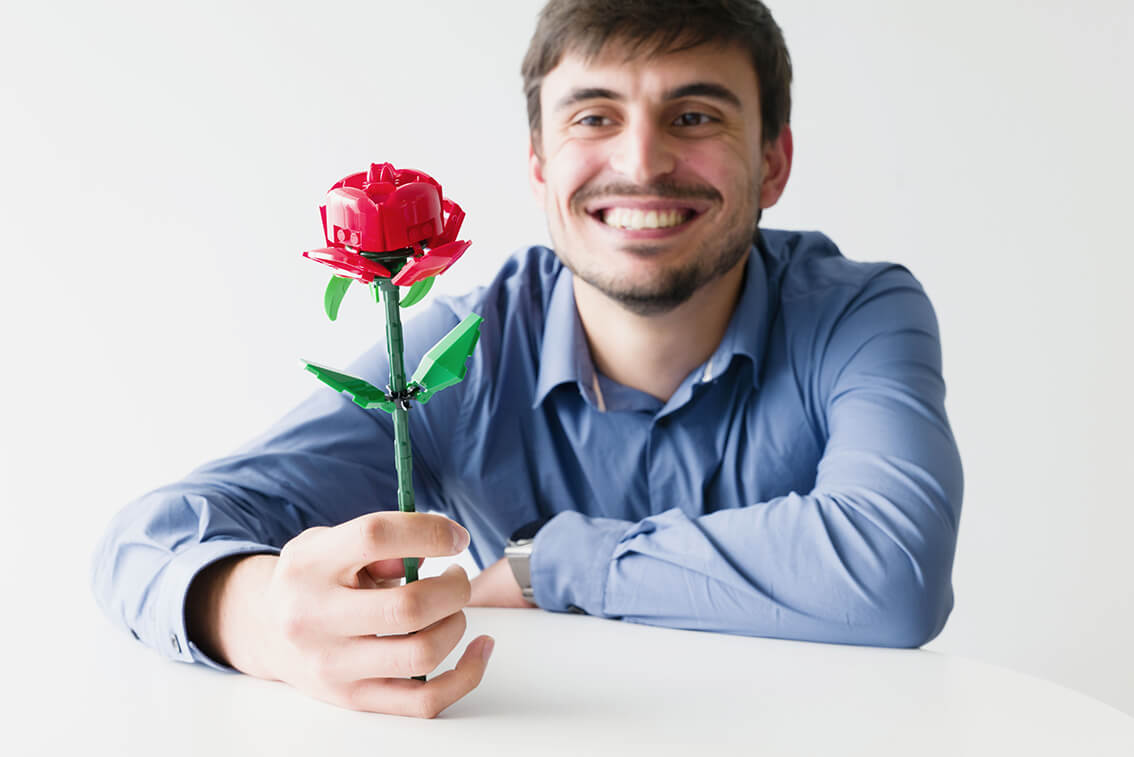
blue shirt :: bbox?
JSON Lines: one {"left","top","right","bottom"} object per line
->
{"left": 91, "top": 230, "right": 963, "bottom": 667}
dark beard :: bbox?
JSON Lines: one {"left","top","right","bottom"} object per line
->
{"left": 564, "top": 220, "right": 755, "bottom": 316}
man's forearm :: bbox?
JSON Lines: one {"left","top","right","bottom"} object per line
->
{"left": 532, "top": 494, "right": 956, "bottom": 648}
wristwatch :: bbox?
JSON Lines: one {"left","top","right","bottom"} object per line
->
{"left": 505, "top": 517, "right": 550, "bottom": 602}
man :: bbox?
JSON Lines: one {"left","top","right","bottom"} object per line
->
{"left": 92, "top": 0, "right": 963, "bottom": 719}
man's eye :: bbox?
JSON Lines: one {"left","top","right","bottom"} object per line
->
{"left": 674, "top": 112, "right": 713, "bottom": 127}
{"left": 575, "top": 115, "right": 611, "bottom": 127}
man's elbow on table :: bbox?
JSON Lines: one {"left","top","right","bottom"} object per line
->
{"left": 768, "top": 531, "right": 956, "bottom": 650}
{"left": 857, "top": 559, "right": 954, "bottom": 650}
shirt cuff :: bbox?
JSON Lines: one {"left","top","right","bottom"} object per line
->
{"left": 530, "top": 511, "right": 630, "bottom": 615}
{"left": 155, "top": 540, "right": 281, "bottom": 671}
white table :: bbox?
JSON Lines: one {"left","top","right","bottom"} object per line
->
{"left": 9, "top": 604, "right": 1134, "bottom": 756}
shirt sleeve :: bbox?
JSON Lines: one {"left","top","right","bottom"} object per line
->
{"left": 529, "top": 267, "right": 963, "bottom": 648}
{"left": 90, "top": 302, "right": 464, "bottom": 667}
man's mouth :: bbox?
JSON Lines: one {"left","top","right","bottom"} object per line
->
{"left": 596, "top": 207, "right": 695, "bottom": 230}
{"left": 583, "top": 199, "right": 709, "bottom": 234}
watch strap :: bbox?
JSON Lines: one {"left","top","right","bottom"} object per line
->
{"left": 505, "top": 516, "right": 552, "bottom": 602}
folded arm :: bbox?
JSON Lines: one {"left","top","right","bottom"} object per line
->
{"left": 530, "top": 269, "right": 963, "bottom": 647}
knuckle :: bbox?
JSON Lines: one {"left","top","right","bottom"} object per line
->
{"left": 278, "top": 599, "right": 313, "bottom": 645}
{"left": 276, "top": 542, "right": 301, "bottom": 576}
{"left": 279, "top": 527, "right": 325, "bottom": 574}
{"left": 455, "top": 572, "right": 472, "bottom": 605}
{"left": 383, "top": 592, "right": 419, "bottom": 631}
{"left": 406, "top": 637, "right": 441, "bottom": 678}
{"left": 414, "top": 690, "right": 444, "bottom": 720}
{"left": 362, "top": 513, "right": 392, "bottom": 546}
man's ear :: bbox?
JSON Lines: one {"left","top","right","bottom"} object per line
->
{"left": 759, "top": 124, "right": 794, "bottom": 211}
{"left": 528, "top": 136, "right": 547, "bottom": 205}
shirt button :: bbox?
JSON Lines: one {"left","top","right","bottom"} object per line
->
{"left": 169, "top": 633, "right": 182, "bottom": 654}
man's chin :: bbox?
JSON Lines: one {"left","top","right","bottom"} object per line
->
{"left": 603, "top": 286, "right": 698, "bottom": 317}
{"left": 568, "top": 263, "right": 702, "bottom": 317}
{"left": 550, "top": 222, "right": 752, "bottom": 316}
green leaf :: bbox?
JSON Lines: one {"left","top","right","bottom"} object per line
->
{"left": 303, "top": 360, "right": 395, "bottom": 413}
{"left": 399, "top": 275, "right": 435, "bottom": 308}
{"left": 410, "top": 312, "right": 483, "bottom": 403}
{"left": 323, "top": 276, "right": 352, "bottom": 321}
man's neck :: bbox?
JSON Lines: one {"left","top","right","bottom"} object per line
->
{"left": 573, "top": 255, "right": 749, "bottom": 403}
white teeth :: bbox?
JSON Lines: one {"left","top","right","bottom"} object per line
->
{"left": 600, "top": 207, "right": 689, "bottom": 230}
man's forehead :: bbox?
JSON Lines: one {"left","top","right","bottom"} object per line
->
{"left": 542, "top": 39, "right": 755, "bottom": 98}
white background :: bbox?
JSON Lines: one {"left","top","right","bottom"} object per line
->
{"left": 2, "top": 0, "right": 1131, "bottom": 719}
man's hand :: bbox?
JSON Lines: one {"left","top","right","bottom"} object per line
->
{"left": 468, "top": 557, "right": 537, "bottom": 608}
{"left": 186, "top": 511, "right": 493, "bottom": 719}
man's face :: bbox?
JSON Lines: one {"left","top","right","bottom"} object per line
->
{"left": 530, "top": 41, "right": 790, "bottom": 315}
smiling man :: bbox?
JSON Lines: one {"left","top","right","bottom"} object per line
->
{"left": 531, "top": 37, "right": 788, "bottom": 404}
{"left": 92, "top": 0, "right": 963, "bottom": 719}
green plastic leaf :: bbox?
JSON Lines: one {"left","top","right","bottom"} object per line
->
{"left": 323, "top": 276, "right": 352, "bottom": 321}
{"left": 303, "top": 360, "right": 395, "bottom": 413}
{"left": 410, "top": 312, "right": 484, "bottom": 404}
{"left": 399, "top": 275, "right": 435, "bottom": 308}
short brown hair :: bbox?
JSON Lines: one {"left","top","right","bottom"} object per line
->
{"left": 522, "top": 0, "right": 792, "bottom": 147}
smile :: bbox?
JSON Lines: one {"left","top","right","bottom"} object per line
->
{"left": 583, "top": 197, "right": 710, "bottom": 237}
{"left": 598, "top": 207, "right": 694, "bottom": 230}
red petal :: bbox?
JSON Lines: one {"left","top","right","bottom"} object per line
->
{"left": 302, "top": 247, "right": 392, "bottom": 283}
{"left": 390, "top": 240, "right": 471, "bottom": 286}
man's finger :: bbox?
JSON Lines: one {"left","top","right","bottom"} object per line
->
{"left": 319, "top": 610, "right": 468, "bottom": 682}
{"left": 339, "top": 635, "right": 494, "bottom": 718}
{"left": 312, "top": 511, "right": 468, "bottom": 580}
{"left": 325, "top": 564, "right": 471, "bottom": 637}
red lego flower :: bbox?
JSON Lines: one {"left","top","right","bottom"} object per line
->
{"left": 302, "top": 162, "right": 469, "bottom": 286}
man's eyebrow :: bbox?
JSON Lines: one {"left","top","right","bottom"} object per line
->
{"left": 553, "top": 87, "right": 623, "bottom": 113}
{"left": 552, "top": 82, "right": 743, "bottom": 114}
{"left": 663, "top": 82, "right": 742, "bottom": 109}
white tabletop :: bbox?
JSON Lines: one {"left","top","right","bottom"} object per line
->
{"left": 9, "top": 604, "right": 1134, "bottom": 756}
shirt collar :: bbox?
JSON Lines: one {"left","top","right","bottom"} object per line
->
{"left": 532, "top": 264, "right": 599, "bottom": 409}
{"left": 699, "top": 237, "right": 773, "bottom": 390}
{"left": 532, "top": 240, "right": 774, "bottom": 410}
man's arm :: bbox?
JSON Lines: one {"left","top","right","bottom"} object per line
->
{"left": 90, "top": 373, "right": 403, "bottom": 665}
{"left": 527, "top": 268, "right": 963, "bottom": 647}
{"left": 89, "top": 301, "right": 499, "bottom": 716}
{"left": 89, "top": 303, "right": 468, "bottom": 666}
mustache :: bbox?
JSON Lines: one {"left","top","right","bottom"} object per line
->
{"left": 570, "top": 179, "right": 721, "bottom": 212}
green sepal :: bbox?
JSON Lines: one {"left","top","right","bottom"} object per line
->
{"left": 410, "top": 312, "right": 484, "bottom": 404}
{"left": 323, "top": 276, "right": 352, "bottom": 321}
{"left": 303, "top": 360, "right": 395, "bottom": 413}
{"left": 399, "top": 275, "right": 435, "bottom": 308}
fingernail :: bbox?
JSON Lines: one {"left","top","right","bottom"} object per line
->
{"left": 481, "top": 637, "right": 495, "bottom": 662}
{"left": 452, "top": 526, "right": 470, "bottom": 552}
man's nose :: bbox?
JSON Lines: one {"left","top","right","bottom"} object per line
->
{"left": 609, "top": 120, "right": 676, "bottom": 185}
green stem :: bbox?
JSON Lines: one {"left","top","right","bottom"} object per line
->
{"left": 375, "top": 277, "right": 419, "bottom": 585}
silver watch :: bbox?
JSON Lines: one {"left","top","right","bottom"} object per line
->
{"left": 504, "top": 537, "right": 536, "bottom": 602}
